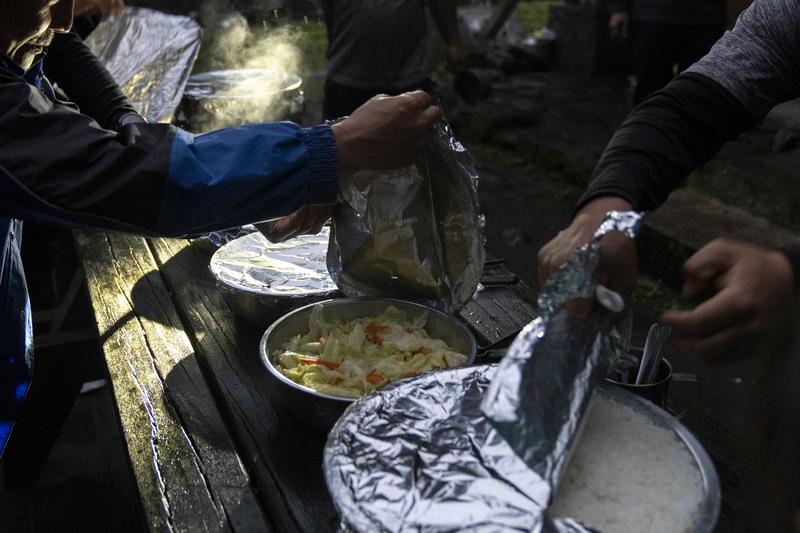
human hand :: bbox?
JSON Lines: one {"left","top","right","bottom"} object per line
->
{"left": 255, "top": 205, "right": 332, "bottom": 243}
{"left": 74, "top": 0, "right": 124, "bottom": 16}
{"left": 331, "top": 91, "right": 441, "bottom": 177}
{"left": 609, "top": 12, "right": 630, "bottom": 42}
{"left": 660, "top": 239, "right": 795, "bottom": 363}
{"left": 538, "top": 196, "right": 637, "bottom": 316}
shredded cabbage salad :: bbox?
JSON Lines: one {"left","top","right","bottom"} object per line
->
{"left": 273, "top": 305, "right": 469, "bottom": 397}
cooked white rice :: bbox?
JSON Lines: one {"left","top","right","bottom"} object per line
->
{"left": 549, "top": 393, "right": 704, "bottom": 533}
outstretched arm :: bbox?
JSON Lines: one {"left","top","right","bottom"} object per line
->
{"left": 540, "top": 0, "right": 800, "bottom": 309}
{"left": 0, "top": 81, "right": 438, "bottom": 238}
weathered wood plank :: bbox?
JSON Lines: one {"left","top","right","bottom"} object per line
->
{"left": 459, "top": 284, "right": 537, "bottom": 345}
{"left": 148, "top": 238, "right": 339, "bottom": 533}
{"left": 76, "top": 231, "right": 270, "bottom": 532}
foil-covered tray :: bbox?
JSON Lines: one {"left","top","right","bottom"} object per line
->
{"left": 210, "top": 228, "right": 338, "bottom": 326}
{"left": 323, "top": 365, "right": 720, "bottom": 532}
{"left": 85, "top": 7, "right": 202, "bottom": 123}
{"left": 183, "top": 68, "right": 302, "bottom": 99}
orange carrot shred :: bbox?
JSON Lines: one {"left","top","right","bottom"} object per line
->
{"left": 366, "top": 371, "right": 384, "bottom": 384}
{"left": 296, "top": 356, "right": 340, "bottom": 370}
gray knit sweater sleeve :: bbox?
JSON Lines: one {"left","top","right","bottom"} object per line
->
{"left": 686, "top": 0, "right": 800, "bottom": 121}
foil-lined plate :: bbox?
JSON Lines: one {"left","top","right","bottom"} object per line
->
{"left": 210, "top": 229, "right": 338, "bottom": 325}
{"left": 323, "top": 365, "right": 719, "bottom": 533}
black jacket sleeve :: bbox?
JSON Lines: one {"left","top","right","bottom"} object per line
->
{"left": 71, "top": 13, "right": 103, "bottom": 40}
{"left": 577, "top": 72, "right": 756, "bottom": 212}
{"left": 0, "top": 74, "right": 339, "bottom": 237}
{"left": 43, "top": 31, "right": 139, "bottom": 131}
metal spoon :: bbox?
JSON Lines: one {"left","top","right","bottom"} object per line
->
{"left": 635, "top": 323, "right": 671, "bottom": 385}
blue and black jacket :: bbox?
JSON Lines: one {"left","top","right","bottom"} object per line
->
{"left": 0, "top": 47, "right": 339, "bottom": 453}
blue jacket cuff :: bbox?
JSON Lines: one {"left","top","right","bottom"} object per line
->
{"left": 302, "top": 124, "right": 340, "bottom": 205}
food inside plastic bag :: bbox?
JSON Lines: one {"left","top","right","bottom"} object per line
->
{"left": 327, "top": 119, "right": 485, "bottom": 312}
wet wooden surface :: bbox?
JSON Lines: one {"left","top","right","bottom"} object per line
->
{"left": 77, "top": 231, "right": 750, "bottom": 532}
{"left": 76, "top": 231, "right": 269, "bottom": 532}
{"left": 76, "top": 232, "right": 539, "bottom": 532}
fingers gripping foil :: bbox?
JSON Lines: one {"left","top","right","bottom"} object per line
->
{"left": 480, "top": 211, "right": 643, "bottom": 528}
{"left": 536, "top": 211, "right": 643, "bottom": 318}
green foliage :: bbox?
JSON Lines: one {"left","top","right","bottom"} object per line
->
{"left": 293, "top": 19, "right": 328, "bottom": 74}
{"left": 515, "top": 0, "right": 563, "bottom": 32}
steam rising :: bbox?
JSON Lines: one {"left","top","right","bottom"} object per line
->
{"left": 186, "top": 12, "right": 307, "bottom": 131}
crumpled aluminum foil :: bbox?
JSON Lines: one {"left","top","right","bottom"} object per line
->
{"left": 210, "top": 228, "right": 336, "bottom": 297}
{"left": 327, "top": 118, "right": 485, "bottom": 313}
{"left": 210, "top": 228, "right": 339, "bottom": 325}
{"left": 323, "top": 211, "right": 642, "bottom": 532}
{"left": 85, "top": 7, "right": 202, "bottom": 123}
{"left": 325, "top": 364, "right": 602, "bottom": 532}
{"left": 480, "top": 210, "right": 643, "bottom": 530}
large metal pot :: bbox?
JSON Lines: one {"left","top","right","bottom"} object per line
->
{"left": 175, "top": 68, "right": 304, "bottom": 132}
{"left": 259, "top": 298, "right": 478, "bottom": 430}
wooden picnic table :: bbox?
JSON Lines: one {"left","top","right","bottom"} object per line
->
{"left": 74, "top": 230, "right": 536, "bottom": 532}
{"left": 74, "top": 230, "right": 753, "bottom": 532}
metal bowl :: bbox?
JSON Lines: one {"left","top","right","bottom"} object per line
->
{"left": 210, "top": 229, "right": 339, "bottom": 327}
{"left": 259, "top": 297, "right": 478, "bottom": 430}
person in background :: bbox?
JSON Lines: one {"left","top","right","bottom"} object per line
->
{"left": 607, "top": 0, "right": 727, "bottom": 104}
{"left": 320, "top": 0, "right": 463, "bottom": 120}
{"left": 0, "top": 0, "right": 441, "bottom": 486}
{"left": 538, "top": 0, "right": 799, "bottom": 364}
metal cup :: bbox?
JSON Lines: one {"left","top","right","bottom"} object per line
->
{"left": 606, "top": 349, "right": 700, "bottom": 420}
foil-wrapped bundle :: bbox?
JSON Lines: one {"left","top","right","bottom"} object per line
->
{"left": 324, "top": 211, "right": 643, "bottom": 532}
{"left": 327, "top": 118, "right": 485, "bottom": 313}
{"left": 85, "top": 7, "right": 202, "bottom": 123}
